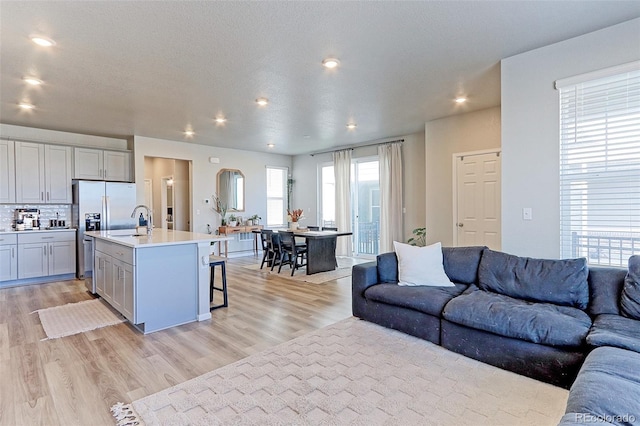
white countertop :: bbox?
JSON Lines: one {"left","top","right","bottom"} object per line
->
{"left": 85, "top": 229, "right": 231, "bottom": 248}
{"left": 0, "top": 228, "right": 76, "bottom": 235}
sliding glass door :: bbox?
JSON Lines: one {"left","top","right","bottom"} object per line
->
{"left": 319, "top": 158, "right": 380, "bottom": 257}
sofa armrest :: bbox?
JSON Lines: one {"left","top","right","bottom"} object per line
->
{"left": 352, "top": 261, "right": 378, "bottom": 318}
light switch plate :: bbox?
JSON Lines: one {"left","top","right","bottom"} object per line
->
{"left": 523, "top": 207, "right": 533, "bottom": 221}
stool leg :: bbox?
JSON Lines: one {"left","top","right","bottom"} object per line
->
{"left": 210, "top": 265, "right": 215, "bottom": 302}
{"left": 221, "top": 262, "right": 228, "bottom": 307}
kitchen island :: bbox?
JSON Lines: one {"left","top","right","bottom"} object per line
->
{"left": 85, "top": 229, "right": 229, "bottom": 334}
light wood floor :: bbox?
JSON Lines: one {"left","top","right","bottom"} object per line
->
{"left": 0, "top": 254, "right": 354, "bottom": 426}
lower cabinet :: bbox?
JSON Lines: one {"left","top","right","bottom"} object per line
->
{"left": 17, "top": 231, "right": 76, "bottom": 279}
{"left": 94, "top": 243, "right": 135, "bottom": 322}
{"left": 0, "top": 235, "right": 18, "bottom": 282}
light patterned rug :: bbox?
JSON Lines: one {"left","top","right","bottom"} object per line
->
{"left": 242, "top": 256, "right": 371, "bottom": 284}
{"left": 112, "top": 318, "right": 568, "bottom": 426}
{"left": 34, "top": 298, "right": 126, "bottom": 340}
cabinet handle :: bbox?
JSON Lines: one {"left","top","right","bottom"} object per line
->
{"left": 41, "top": 236, "right": 54, "bottom": 239}
{"left": 50, "top": 245, "right": 52, "bottom": 255}
{"left": 44, "top": 246, "right": 47, "bottom": 256}
{"left": 12, "top": 247, "right": 15, "bottom": 258}
{"left": 47, "top": 192, "right": 50, "bottom": 201}
{"left": 41, "top": 192, "right": 44, "bottom": 201}
{"left": 104, "top": 169, "right": 107, "bottom": 178}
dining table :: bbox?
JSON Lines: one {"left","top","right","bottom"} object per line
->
{"left": 254, "top": 228, "right": 353, "bottom": 275}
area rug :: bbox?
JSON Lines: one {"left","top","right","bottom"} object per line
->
{"left": 111, "top": 317, "right": 568, "bottom": 426}
{"left": 34, "top": 298, "right": 126, "bottom": 340}
{"left": 242, "top": 256, "right": 371, "bottom": 284}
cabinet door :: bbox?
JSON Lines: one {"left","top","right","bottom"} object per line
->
{"left": 74, "top": 148, "right": 104, "bottom": 180}
{"left": 45, "top": 145, "right": 72, "bottom": 203}
{"left": 15, "top": 142, "right": 46, "bottom": 203}
{"left": 0, "top": 245, "right": 18, "bottom": 281}
{"left": 103, "top": 256, "right": 114, "bottom": 303}
{"left": 49, "top": 240, "right": 75, "bottom": 275}
{"left": 0, "top": 140, "right": 15, "bottom": 203}
{"left": 104, "top": 151, "right": 131, "bottom": 182}
{"left": 95, "top": 251, "right": 107, "bottom": 296}
{"left": 18, "top": 242, "right": 48, "bottom": 279}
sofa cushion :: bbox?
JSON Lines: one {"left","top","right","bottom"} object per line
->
{"left": 442, "top": 246, "right": 485, "bottom": 285}
{"left": 586, "top": 314, "right": 640, "bottom": 353}
{"left": 364, "top": 283, "right": 468, "bottom": 317}
{"left": 588, "top": 266, "right": 627, "bottom": 316}
{"left": 442, "top": 289, "right": 592, "bottom": 347}
{"left": 620, "top": 255, "right": 640, "bottom": 320}
{"left": 478, "top": 249, "right": 589, "bottom": 309}
{"left": 393, "top": 241, "right": 454, "bottom": 287}
{"left": 560, "top": 346, "right": 640, "bottom": 426}
{"left": 376, "top": 252, "right": 398, "bottom": 283}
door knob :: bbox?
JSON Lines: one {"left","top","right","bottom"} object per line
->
{"left": 457, "top": 223, "right": 464, "bottom": 227}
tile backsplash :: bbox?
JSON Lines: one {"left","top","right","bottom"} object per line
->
{"left": 0, "top": 204, "right": 71, "bottom": 231}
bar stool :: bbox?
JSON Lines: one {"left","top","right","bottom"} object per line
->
{"left": 209, "top": 254, "right": 228, "bottom": 310}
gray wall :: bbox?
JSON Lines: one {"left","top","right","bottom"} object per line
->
{"left": 501, "top": 18, "right": 640, "bottom": 258}
{"left": 292, "top": 132, "right": 426, "bottom": 246}
{"left": 425, "top": 107, "right": 501, "bottom": 246}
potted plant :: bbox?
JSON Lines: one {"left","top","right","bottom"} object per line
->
{"left": 228, "top": 214, "right": 238, "bottom": 227}
{"left": 212, "top": 193, "right": 228, "bottom": 226}
{"left": 407, "top": 227, "right": 427, "bottom": 246}
{"left": 247, "top": 214, "right": 261, "bottom": 226}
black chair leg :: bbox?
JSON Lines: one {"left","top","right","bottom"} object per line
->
{"left": 210, "top": 261, "right": 228, "bottom": 310}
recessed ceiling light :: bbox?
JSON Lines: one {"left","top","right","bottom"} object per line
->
{"left": 30, "top": 36, "right": 56, "bottom": 47}
{"left": 346, "top": 123, "right": 357, "bottom": 130}
{"left": 184, "top": 130, "right": 194, "bottom": 137}
{"left": 18, "top": 102, "right": 35, "bottom": 110}
{"left": 23, "top": 76, "right": 43, "bottom": 86}
{"left": 256, "top": 97, "right": 269, "bottom": 106}
{"left": 214, "top": 116, "right": 227, "bottom": 124}
{"left": 322, "top": 58, "right": 340, "bottom": 69}
{"left": 455, "top": 97, "right": 467, "bottom": 104}
{"left": 267, "top": 143, "right": 275, "bottom": 148}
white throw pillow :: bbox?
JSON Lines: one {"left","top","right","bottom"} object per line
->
{"left": 393, "top": 241, "right": 455, "bottom": 287}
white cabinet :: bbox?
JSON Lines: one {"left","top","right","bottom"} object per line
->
{"left": 17, "top": 231, "right": 76, "bottom": 279}
{"left": 0, "top": 235, "right": 18, "bottom": 282}
{"left": 94, "top": 239, "right": 135, "bottom": 322}
{"left": 0, "top": 141, "right": 15, "bottom": 203}
{"left": 74, "top": 148, "right": 131, "bottom": 182}
{"left": 15, "top": 142, "right": 72, "bottom": 204}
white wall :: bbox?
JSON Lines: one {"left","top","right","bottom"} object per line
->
{"left": 133, "top": 136, "right": 292, "bottom": 239}
{"left": 292, "top": 132, "right": 426, "bottom": 244}
{"left": 501, "top": 18, "right": 640, "bottom": 258}
{"left": 425, "top": 107, "right": 501, "bottom": 246}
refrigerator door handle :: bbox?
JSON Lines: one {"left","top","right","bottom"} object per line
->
{"left": 102, "top": 195, "right": 108, "bottom": 231}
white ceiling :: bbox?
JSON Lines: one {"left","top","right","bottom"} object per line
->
{"left": 1, "top": 2, "right": 639, "bottom": 155}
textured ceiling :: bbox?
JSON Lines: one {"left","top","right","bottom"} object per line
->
{"left": 1, "top": 1, "right": 639, "bottom": 155}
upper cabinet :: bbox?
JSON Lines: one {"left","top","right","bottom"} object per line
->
{"left": 15, "top": 142, "right": 72, "bottom": 204}
{"left": 74, "top": 148, "right": 131, "bottom": 182}
{"left": 0, "top": 140, "right": 16, "bottom": 203}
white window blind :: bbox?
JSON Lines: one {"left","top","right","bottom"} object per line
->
{"left": 558, "top": 63, "right": 640, "bottom": 267}
{"left": 266, "top": 166, "right": 287, "bottom": 227}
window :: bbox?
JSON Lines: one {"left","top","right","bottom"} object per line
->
{"left": 320, "top": 164, "right": 335, "bottom": 227}
{"left": 558, "top": 62, "right": 640, "bottom": 266}
{"left": 266, "top": 166, "right": 287, "bottom": 227}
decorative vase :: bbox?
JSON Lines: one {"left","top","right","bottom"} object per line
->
{"left": 247, "top": 219, "right": 253, "bottom": 226}
{"left": 290, "top": 221, "right": 298, "bottom": 231}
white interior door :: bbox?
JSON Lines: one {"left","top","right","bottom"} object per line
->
{"left": 455, "top": 151, "right": 501, "bottom": 249}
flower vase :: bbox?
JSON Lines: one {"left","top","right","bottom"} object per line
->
{"left": 290, "top": 222, "right": 299, "bottom": 231}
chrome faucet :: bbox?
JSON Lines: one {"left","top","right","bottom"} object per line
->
{"left": 131, "top": 205, "right": 153, "bottom": 235}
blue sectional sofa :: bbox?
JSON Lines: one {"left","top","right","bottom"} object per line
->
{"left": 352, "top": 248, "right": 640, "bottom": 424}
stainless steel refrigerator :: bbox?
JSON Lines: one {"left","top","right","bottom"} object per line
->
{"left": 72, "top": 180, "right": 136, "bottom": 290}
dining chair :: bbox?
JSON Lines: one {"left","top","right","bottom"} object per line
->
{"left": 307, "top": 226, "right": 320, "bottom": 231}
{"left": 322, "top": 226, "right": 338, "bottom": 231}
{"left": 269, "top": 232, "right": 283, "bottom": 271}
{"left": 259, "top": 229, "right": 274, "bottom": 269}
{"left": 277, "top": 231, "right": 307, "bottom": 276}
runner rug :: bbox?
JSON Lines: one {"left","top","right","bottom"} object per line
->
{"left": 34, "top": 298, "right": 126, "bottom": 340}
{"left": 112, "top": 317, "right": 568, "bottom": 425}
